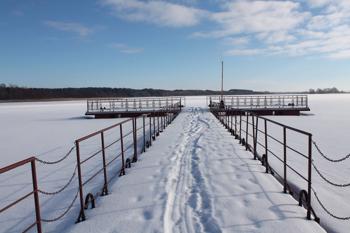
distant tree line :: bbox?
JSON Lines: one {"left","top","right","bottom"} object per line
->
{"left": 308, "top": 87, "right": 344, "bottom": 94}
{"left": 0, "top": 83, "right": 267, "bottom": 101}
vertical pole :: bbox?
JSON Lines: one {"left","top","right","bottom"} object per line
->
{"left": 264, "top": 119, "right": 268, "bottom": 173}
{"left": 149, "top": 116, "right": 152, "bottom": 146}
{"left": 245, "top": 113, "right": 249, "bottom": 150}
{"left": 101, "top": 132, "right": 108, "bottom": 195}
{"left": 221, "top": 61, "right": 224, "bottom": 101}
{"left": 157, "top": 113, "right": 160, "bottom": 136}
{"left": 235, "top": 114, "right": 237, "bottom": 137}
{"left": 239, "top": 113, "right": 242, "bottom": 143}
{"left": 307, "top": 134, "right": 312, "bottom": 220}
{"left": 31, "top": 159, "right": 42, "bottom": 233}
{"left": 132, "top": 118, "right": 138, "bottom": 162}
{"left": 120, "top": 125, "right": 125, "bottom": 176}
{"left": 143, "top": 115, "right": 146, "bottom": 153}
{"left": 255, "top": 116, "right": 259, "bottom": 160}
{"left": 153, "top": 115, "right": 156, "bottom": 140}
{"left": 251, "top": 115, "right": 256, "bottom": 160}
{"left": 75, "top": 141, "right": 85, "bottom": 222}
{"left": 283, "top": 127, "right": 287, "bottom": 193}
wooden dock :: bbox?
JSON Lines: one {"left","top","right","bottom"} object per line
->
{"left": 208, "top": 94, "right": 310, "bottom": 115}
{"left": 85, "top": 97, "right": 185, "bottom": 118}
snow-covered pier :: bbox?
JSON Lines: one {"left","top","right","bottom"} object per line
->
{"left": 209, "top": 94, "right": 310, "bottom": 115}
{"left": 85, "top": 97, "right": 184, "bottom": 118}
{"left": 65, "top": 107, "right": 325, "bottom": 233}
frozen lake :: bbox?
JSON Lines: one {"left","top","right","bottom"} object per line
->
{"left": 0, "top": 95, "right": 349, "bottom": 233}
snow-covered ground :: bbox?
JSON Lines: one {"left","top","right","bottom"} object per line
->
{"left": 0, "top": 95, "right": 349, "bottom": 232}
{"left": 64, "top": 106, "right": 324, "bottom": 233}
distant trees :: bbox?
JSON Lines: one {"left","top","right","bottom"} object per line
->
{"left": 0, "top": 85, "right": 266, "bottom": 101}
{"left": 309, "top": 87, "right": 343, "bottom": 94}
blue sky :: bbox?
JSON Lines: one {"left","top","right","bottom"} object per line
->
{"left": 1, "top": 0, "right": 350, "bottom": 91}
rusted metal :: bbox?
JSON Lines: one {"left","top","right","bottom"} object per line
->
{"left": 264, "top": 119, "right": 268, "bottom": 173}
{"left": 283, "top": 127, "right": 287, "bottom": 194}
{"left": 132, "top": 118, "right": 138, "bottom": 163}
{"left": 101, "top": 132, "right": 108, "bottom": 196}
{"left": 31, "top": 159, "right": 42, "bottom": 233}
{"left": 120, "top": 124, "right": 126, "bottom": 176}
{"left": 308, "top": 134, "right": 312, "bottom": 220}
{"left": 75, "top": 141, "right": 86, "bottom": 223}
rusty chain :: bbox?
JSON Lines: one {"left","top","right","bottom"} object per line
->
{"left": 41, "top": 189, "right": 79, "bottom": 223}
{"left": 313, "top": 141, "right": 350, "bottom": 163}
{"left": 312, "top": 187, "right": 350, "bottom": 221}
{"left": 312, "top": 163, "right": 350, "bottom": 187}
{"left": 38, "top": 165, "right": 77, "bottom": 195}
{"left": 36, "top": 146, "right": 75, "bottom": 165}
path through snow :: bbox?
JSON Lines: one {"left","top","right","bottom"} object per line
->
{"left": 65, "top": 108, "right": 325, "bottom": 233}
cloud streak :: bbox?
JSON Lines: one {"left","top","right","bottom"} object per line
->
{"left": 110, "top": 43, "right": 144, "bottom": 54}
{"left": 44, "top": 20, "right": 93, "bottom": 37}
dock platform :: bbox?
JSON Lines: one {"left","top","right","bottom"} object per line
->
{"left": 208, "top": 94, "right": 310, "bottom": 115}
{"left": 85, "top": 97, "right": 185, "bottom": 118}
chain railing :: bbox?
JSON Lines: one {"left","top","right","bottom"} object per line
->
{"left": 211, "top": 109, "right": 319, "bottom": 222}
{"left": 313, "top": 141, "right": 350, "bottom": 163}
{"left": 0, "top": 110, "right": 181, "bottom": 233}
{"left": 211, "top": 106, "right": 350, "bottom": 225}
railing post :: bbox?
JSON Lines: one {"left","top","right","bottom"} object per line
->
{"left": 245, "top": 113, "right": 249, "bottom": 150}
{"left": 239, "top": 113, "right": 242, "bottom": 143}
{"left": 120, "top": 125, "right": 126, "bottom": 176}
{"left": 253, "top": 116, "right": 258, "bottom": 160}
{"left": 235, "top": 114, "right": 237, "bottom": 137}
{"left": 143, "top": 115, "right": 146, "bottom": 153}
{"left": 264, "top": 119, "right": 269, "bottom": 173}
{"left": 157, "top": 114, "right": 160, "bottom": 136}
{"left": 153, "top": 115, "right": 156, "bottom": 140}
{"left": 307, "top": 134, "right": 312, "bottom": 220}
{"left": 283, "top": 127, "right": 287, "bottom": 193}
{"left": 31, "top": 159, "right": 42, "bottom": 233}
{"left": 149, "top": 116, "right": 152, "bottom": 145}
{"left": 132, "top": 118, "right": 138, "bottom": 163}
{"left": 101, "top": 132, "right": 108, "bottom": 195}
{"left": 75, "top": 141, "right": 86, "bottom": 222}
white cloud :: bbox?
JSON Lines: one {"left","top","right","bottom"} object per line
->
{"left": 101, "top": 0, "right": 207, "bottom": 27}
{"left": 44, "top": 20, "right": 93, "bottom": 37}
{"left": 101, "top": 0, "right": 350, "bottom": 59}
{"left": 110, "top": 43, "right": 144, "bottom": 54}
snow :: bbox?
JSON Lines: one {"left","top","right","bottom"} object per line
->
{"left": 1, "top": 95, "right": 348, "bottom": 232}
{"left": 64, "top": 106, "right": 324, "bottom": 233}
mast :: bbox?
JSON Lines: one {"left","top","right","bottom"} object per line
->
{"left": 221, "top": 61, "right": 224, "bottom": 101}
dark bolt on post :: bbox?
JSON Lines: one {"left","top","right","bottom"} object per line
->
{"left": 283, "top": 127, "right": 287, "bottom": 193}
{"left": 101, "top": 132, "right": 108, "bottom": 195}
{"left": 75, "top": 141, "right": 86, "bottom": 222}
{"left": 31, "top": 159, "right": 42, "bottom": 233}
{"left": 264, "top": 119, "right": 269, "bottom": 173}
{"left": 307, "top": 134, "right": 312, "bottom": 220}
{"left": 119, "top": 125, "right": 126, "bottom": 176}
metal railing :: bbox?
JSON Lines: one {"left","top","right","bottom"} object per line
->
{"left": 86, "top": 96, "right": 185, "bottom": 113}
{"left": 207, "top": 94, "right": 309, "bottom": 110}
{"left": 0, "top": 157, "right": 42, "bottom": 233}
{"left": 0, "top": 112, "right": 180, "bottom": 232}
{"left": 211, "top": 110, "right": 319, "bottom": 222}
